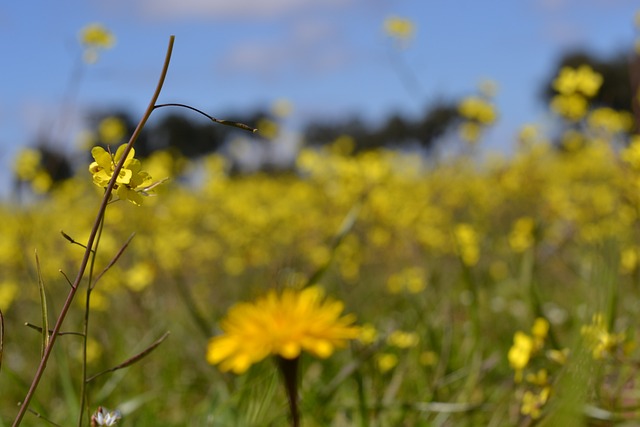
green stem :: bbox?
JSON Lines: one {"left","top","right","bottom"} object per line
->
{"left": 11, "top": 35, "right": 175, "bottom": 427}
{"left": 277, "top": 356, "right": 300, "bottom": 427}
{"left": 78, "top": 216, "right": 105, "bottom": 427}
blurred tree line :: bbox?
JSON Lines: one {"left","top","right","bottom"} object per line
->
{"left": 16, "top": 46, "right": 640, "bottom": 192}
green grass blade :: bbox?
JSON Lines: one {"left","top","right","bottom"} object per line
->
{"left": 0, "top": 309, "right": 4, "bottom": 375}
{"left": 35, "top": 251, "right": 50, "bottom": 358}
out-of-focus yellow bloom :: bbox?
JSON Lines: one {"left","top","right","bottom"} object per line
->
{"left": 550, "top": 94, "right": 588, "bottom": 121}
{"left": 621, "top": 135, "right": 640, "bottom": 170}
{"left": 546, "top": 348, "right": 569, "bottom": 365}
{"left": 561, "top": 129, "right": 585, "bottom": 151}
{"left": 553, "top": 65, "right": 602, "bottom": 98}
{"left": 521, "top": 386, "right": 551, "bottom": 419}
{"left": 419, "top": 350, "right": 438, "bottom": 366}
{"left": 384, "top": 16, "right": 415, "bottom": 44}
{"left": 0, "top": 280, "right": 19, "bottom": 310}
{"left": 31, "top": 170, "right": 53, "bottom": 194}
{"left": 508, "top": 217, "right": 536, "bottom": 253}
{"left": 458, "top": 96, "right": 497, "bottom": 124}
{"left": 125, "top": 263, "right": 155, "bottom": 292}
{"left": 257, "top": 118, "right": 279, "bottom": 139}
{"left": 525, "top": 369, "right": 548, "bottom": 386}
{"left": 454, "top": 223, "right": 480, "bottom": 266}
{"left": 358, "top": 323, "right": 379, "bottom": 345}
{"left": 620, "top": 246, "right": 638, "bottom": 274}
{"left": 13, "top": 148, "right": 41, "bottom": 181}
{"left": 376, "top": 353, "right": 398, "bottom": 373}
{"left": 387, "top": 330, "right": 419, "bottom": 348}
{"left": 207, "top": 286, "right": 360, "bottom": 374}
{"left": 459, "top": 122, "right": 482, "bottom": 144}
{"left": 386, "top": 267, "right": 426, "bottom": 294}
{"left": 271, "top": 99, "right": 293, "bottom": 118}
{"left": 99, "top": 117, "right": 127, "bottom": 144}
{"left": 587, "top": 107, "right": 633, "bottom": 134}
{"left": 79, "top": 23, "right": 115, "bottom": 64}
{"left": 508, "top": 331, "right": 534, "bottom": 382}
{"left": 581, "top": 312, "right": 625, "bottom": 359}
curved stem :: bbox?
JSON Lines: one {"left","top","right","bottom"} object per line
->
{"left": 11, "top": 35, "right": 175, "bottom": 427}
{"left": 153, "top": 103, "right": 256, "bottom": 132}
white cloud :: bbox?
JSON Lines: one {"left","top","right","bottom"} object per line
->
{"left": 138, "top": 0, "right": 349, "bottom": 20}
{"left": 216, "top": 19, "right": 353, "bottom": 78}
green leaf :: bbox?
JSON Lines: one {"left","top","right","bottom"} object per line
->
{"left": 35, "top": 251, "right": 50, "bottom": 357}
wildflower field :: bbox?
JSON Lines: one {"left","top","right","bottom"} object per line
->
{"left": 4, "top": 19, "right": 640, "bottom": 427}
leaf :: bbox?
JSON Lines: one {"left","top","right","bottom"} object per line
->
{"left": 0, "top": 309, "right": 4, "bottom": 374}
{"left": 35, "top": 251, "right": 49, "bottom": 357}
{"left": 87, "top": 332, "right": 170, "bottom": 382}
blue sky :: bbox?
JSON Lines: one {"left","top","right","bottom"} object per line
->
{"left": 0, "top": 0, "right": 638, "bottom": 193}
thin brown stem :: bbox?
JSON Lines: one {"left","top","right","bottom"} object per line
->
{"left": 11, "top": 35, "right": 175, "bottom": 427}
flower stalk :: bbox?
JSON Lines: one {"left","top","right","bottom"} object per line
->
{"left": 11, "top": 35, "right": 175, "bottom": 427}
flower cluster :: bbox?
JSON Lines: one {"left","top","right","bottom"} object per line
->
{"left": 457, "top": 80, "right": 498, "bottom": 144}
{"left": 551, "top": 65, "right": 602, "bottom": 121}
{"left": 88, "top": 145, "right": 154, "bottom": 205}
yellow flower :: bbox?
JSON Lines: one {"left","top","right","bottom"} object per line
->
{"left": 88, "top": 145, "right": 154, "bottom": 205}
{"left": 99, "top": 117, "right": 127, "bottom": 144}
{"left": 207, "top": 286, "right": 361, "bottom": 374}
{"left": 384, "top": 16, "right": 415, "bottom": 43}
{"left": 581, "top": 313, "right": 625, "bottom": 359}
{"left": 508, "top": 331, "right": 534, "bottom": 382}
{"left": 387, "top": 330, "right": 419, "bottom": 348}
{"left": 508, "top": 217, "right": 535, "bottom": 253}
{"left": 13, "top": 148, "right": 41, "bottom": 181}
{"left": 375, "top": 353, "right": 398, "bottom": 373}
{"left": 454, "top": 223, "right": 480, "bottom": 266}
{"left": 550, "top": 94, "right": 588, "bottom": 121}
{"left": 458, "top": 96, "right": 497, "bottom": 124}
{"left": 79, "top": 23, "right": 115, "bottom": 64}
{"left": 521, "top": 386, "right": 551, "bottom": 419}
{"left": 358, "top": 323, "right": 379, "bottom": 345}
{"left": 552, "top": 65, "right": 602, "bottom": 97}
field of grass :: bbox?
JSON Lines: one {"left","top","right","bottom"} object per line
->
{"left": 2, "top": 124, "right": 640, "bottom": 425}
{"left": 2, "top": 27, "right": 640, "bottom": 427}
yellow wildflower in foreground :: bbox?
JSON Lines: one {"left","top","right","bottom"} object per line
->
{"left": 89, "top": 145, "right": 153, "bottom": 205}
{"left": 207, "top": 286, "right": 361, "bottom": 374}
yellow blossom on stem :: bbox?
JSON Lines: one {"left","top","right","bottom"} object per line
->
{"left": 207, "top": 286, "right": 361, "bottom": 374}
{"left": 88, "top": 145, "right": 154, "bottom": 205}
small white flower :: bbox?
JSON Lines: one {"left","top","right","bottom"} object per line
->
{"left": 91, "top": 406, "right": 122, "bottom": 426}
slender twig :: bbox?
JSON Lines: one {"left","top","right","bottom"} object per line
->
{"left": 78, "top": 214, "right": 104, "bottom": 426}
{"left": 24, "top": 323, "right": 84, "bottom": 337}
{"left": 86, "top": 332, "right": 170, "bottom": 382}
{"left": 11, "top": 35, "right": 176, "bottom": 427}
{"left": 153, "top": 103, "right": 257, "bottom": 132}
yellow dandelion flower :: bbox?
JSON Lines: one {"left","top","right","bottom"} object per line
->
{"left": 207, "top": 286, "right": 361, "bottom": 374}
